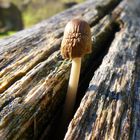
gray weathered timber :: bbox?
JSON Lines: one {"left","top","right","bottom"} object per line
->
{"left": 0, "top": 0, "right": 122, "bottom": 139}
{"left": 0, "top": 0, "right": 120, "bottom": 94}
{"left": 65, "top": 0, "right": 140, "bottom": 140}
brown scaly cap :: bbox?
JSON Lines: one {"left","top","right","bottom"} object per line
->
{"left": 61, "top": 19, "right": 92, "bottom": 59}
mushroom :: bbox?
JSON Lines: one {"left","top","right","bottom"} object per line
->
{"left": 60, "top": 19, "right": 92, "bottom": 122}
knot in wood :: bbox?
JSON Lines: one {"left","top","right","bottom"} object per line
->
{"left": 61, "top": 19, "right": 92, "bottom": 59}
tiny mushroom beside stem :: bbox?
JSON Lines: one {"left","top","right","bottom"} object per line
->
{"left": 60, "top": 19, "right": 92, "bottom": 123}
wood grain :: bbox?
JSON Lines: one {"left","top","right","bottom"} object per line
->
{"left": 2, "top": 0, "right": 139, "bottom": 139}
{"left": 65, "top": 0, "right": 140, "bottom": 139}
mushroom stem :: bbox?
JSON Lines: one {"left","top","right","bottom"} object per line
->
{"left": 63, "top": 57, "right": 81, "bottom": 121}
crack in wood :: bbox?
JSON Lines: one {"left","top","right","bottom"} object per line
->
{"left": 64, "top": 0, "right": 140, "bottom": 139}
{"left": 0, "top": 0, "right": 122, "bottom": 95}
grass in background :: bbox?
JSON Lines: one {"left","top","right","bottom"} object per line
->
{"left": 23, "top": 1, "right": 65, "bottom": 28}
{"left": 0, "top": 0, "right": 85, "bottom": 38}
{"left": 0, "top": 31, "right": 16, "bottom": 38}
{"left": 13, "top": 0, "right": 85, "bottom": 28}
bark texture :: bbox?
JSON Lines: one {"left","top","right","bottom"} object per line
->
{"left": 65, "top": 0, "right": 140, "bottom": 140}
{"left": 0, "top": 0, "right": 139, "bottom": 139}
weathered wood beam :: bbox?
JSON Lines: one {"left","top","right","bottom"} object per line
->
{"left": 65, "top": 0, "right": 140, "bottom": 140}
{"left": 0, "top": 0, "right": 121, "bottom": 94}
{"left": 0, "top": 0, "right": 122, "bottom": 139}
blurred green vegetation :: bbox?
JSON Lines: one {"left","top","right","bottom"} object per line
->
{"left": 0, "top": 31, "right": 16, "bottom": 38}
{"left": 0, "top": 0, "right": 85, "bottom": 38}
{"left": 22, "top": 1, "right": 65, "bottom": 28}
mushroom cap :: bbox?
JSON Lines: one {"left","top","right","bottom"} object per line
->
{"left": 61, "top": 19, "right": 92, "bottom": 59}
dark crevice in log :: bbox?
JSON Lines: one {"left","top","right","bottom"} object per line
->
{"left": 90, "top": 0, "right": 122, "bottom": 26}
{"left": 0, "top": 58, "right": 15, "bottom": 71}
{"left": 20, "top": 83, "right": 68, "bottom": 140}
{"left": 50, "top": 21, "right": 121, "bottom": 140}
{"left": 76, "top": 21, "right": 120, "bottom": 110}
